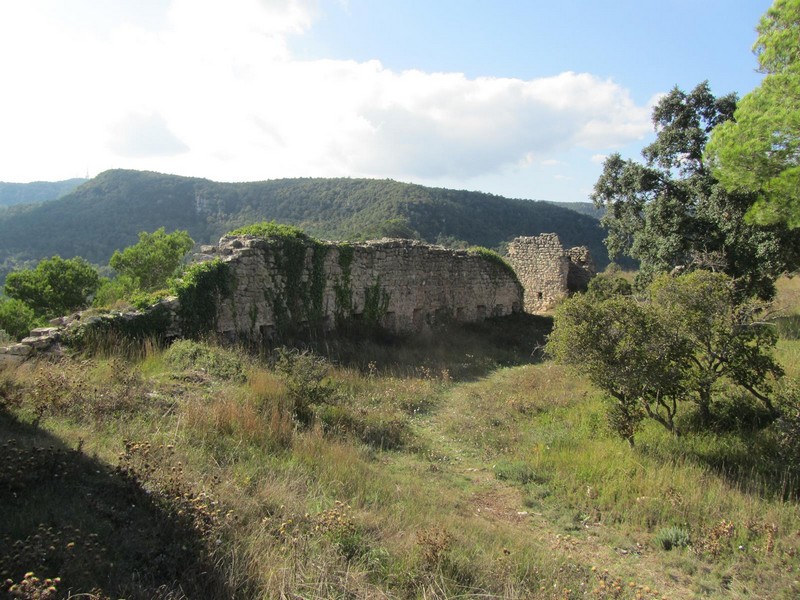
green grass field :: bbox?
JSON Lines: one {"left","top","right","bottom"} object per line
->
{"left": 2, "top": 283, "right": 799, "bottom": 599}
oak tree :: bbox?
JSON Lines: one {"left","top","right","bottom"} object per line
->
{"left": 593, "top": 82, "right": 800, "bottom": 299}
{"left": 4, "top": 256, "right": 100, "bottom": 318}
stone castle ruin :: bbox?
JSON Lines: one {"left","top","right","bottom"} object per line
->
{"left": 0, "top": 232, "right": 594, "bottom": 364}
{"left": 200, "top": 235, "right": 523, "bottom": 342}
{"left": 507, "top": 233, "right": 595, "bottom": 313}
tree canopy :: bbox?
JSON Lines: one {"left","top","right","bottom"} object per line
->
{"left": 109, "top": 228, "right": 194, "bottom": 292}
{"left": 706, "top": 0, "right": 800, "bottom": 228}
{"left": 593, "top": 81, "right": 800, "bottom": 299}
{"left": 4, "top": 255, "right": 100, "bottom": 318}
{"left": 547, "top": 270, "right": 783, "bottom": 445}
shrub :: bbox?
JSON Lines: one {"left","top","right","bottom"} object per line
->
{"left": 4, "top": 256, "right": 100, "bottom": 318}
{"left": 227, "top": 221, "right": 308, "bottom": 241}
{"left": 109, "top": 228, "right": 194, "bottom": 292}
{"left": 163, "top": 340, "right": 246, "bottom": 382}
{"left": 653, "top": 526, "right": 691, "bottom": 551}
{"left": 0, "top": 297, "right": 41, "bottom": 340}
{"left": 275, "top": 348, "right": 336, "bottom": 425}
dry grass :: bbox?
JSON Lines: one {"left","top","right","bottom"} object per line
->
{"left": 2, "top": 285, "right": 800, "bottom": 599}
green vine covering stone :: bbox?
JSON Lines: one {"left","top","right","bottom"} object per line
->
{"left": 363, "top": 277, "right": 390, "bottom": 327}
{"left": 228, "top": 221, "right": 329, "bottom": 336}
{"left": 172, "top": 259, "right": 234, "bottom": 338}
{"left": 333, "top": 243, "right": 355, "bottom": 325}
{"left": 308, "top": 245, "right": 329, "bottom": 325}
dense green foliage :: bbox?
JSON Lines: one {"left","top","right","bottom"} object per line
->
{"left": 548, "top": 271, "right": 783, "bottom": 444}
{"left": 227, "top": 221, "right": 308, "bottom": 241}
{"left": 0, "top": 178, "right": 85, "bottom": 207}
{"left": 4, "top": 255, "right": 100, "bottom": 318}
{"left": 172, "top": 259, "right": 235, "bottom": 339}
{"left": 0, "top": 170, "right": 609, "bottom": 284}
{"left": 706, "top": 0, "right": 800, "bottom": 228}
{"left": 593, "top": 82, "right": 800, "bottom": 299}
{"left": 0, "top": 297, "right": 41, "bottom": 340}
{"left": 109, "top": 228, "right": 194, "bottom": 292}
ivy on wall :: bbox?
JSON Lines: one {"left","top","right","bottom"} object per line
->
{"left": 172, "top": 259, "right": 235, "bottom": 338}
{"left": 333, "top": 243, "right": 355, "bottom": 327}
{"left": 363, "top": 277, "right": 390, "bottom": 328}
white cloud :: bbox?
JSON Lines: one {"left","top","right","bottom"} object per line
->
{"left": 591, "top": 154, "right": 608, "bottom": 164}
{"left": 109, "top": 112, "right": 189, "bottom": 157}
{"left": 0, "top": 0, "right": 653, "bottom": 186}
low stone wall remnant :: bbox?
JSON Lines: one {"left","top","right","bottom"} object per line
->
{"left": 202, "top": 236, "right": 523, "bottom": 342}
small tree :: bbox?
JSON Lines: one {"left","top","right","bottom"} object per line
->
{"left": 547, "top": 293, "right": 688, "bottom": 445}
{"left": 109, "top": 228, "right": 194, "bottom": 292}
{"left": 4, "top": 256, "right": 100, "bottom": 318}
{"left": 547, "top": 271, "right": 783, "bottom": 444}
{"left": 650, "top": 271, "right": 783, "bottom": 424}
{"left": 593, "top": 81, "right": 800, "bottom": 299}
{"left": 0, "top": 297, "right": 42, "bottom": 340}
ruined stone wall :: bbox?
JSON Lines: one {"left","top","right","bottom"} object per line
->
{"left": 566, "top": 246, "right": 596, "bottom": 293}
{"left": 507, "top": 234, "right": 595, "bottom": 313}
{"left": 507, "top": 234, "right": 569, "bottom": 312}
{"left": 201, "top": 236, "right": 523, "bottom": 340}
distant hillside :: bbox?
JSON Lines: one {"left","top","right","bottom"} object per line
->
{"left": 0, "top": 178, "right": 87, "bottom": 207}
{"left": 0, "top": 170, "right": 611, "bottom": 282}
{"left": 546, "top": 201, "right": 605, "bottom": 220}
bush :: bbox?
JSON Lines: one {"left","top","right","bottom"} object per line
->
{"left": 0, "top": 297, "right": 41, "bottom": 340}
{"left": 163, "top": 340, "right": 247, "bottom": 382}
{"left": 4, "top": 256, "right": 100, "bottom": 318}
{"left": 275, "top": 348, "right": 336, "bottom": 426}
{"left": 654, "top": 526, "right": 691, "bottom": 551}
{"left": 93, "top": 274, "right": 138, "bottom": 308}
{"left": 110, "top": 228, "right": 194, "bottom": 292}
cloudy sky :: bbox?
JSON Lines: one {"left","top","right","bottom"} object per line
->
{"left": 0, "top": 0, "right": 772, "bottom": 202}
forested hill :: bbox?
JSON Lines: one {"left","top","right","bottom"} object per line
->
{"left": 0, "top": 178, "right": 87, "bottom": 207}
{"left": 546, "top": 201, "right": 605, "bottom": 220}
{"left": 0, "top": 169, "right": 609, "bottom": 280}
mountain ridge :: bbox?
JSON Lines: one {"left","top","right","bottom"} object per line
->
{"left": 0, "top": 169, "right": 610, "bottom": 282}
{"left": 0, "top": 178, "right": 88, "bottom": 207}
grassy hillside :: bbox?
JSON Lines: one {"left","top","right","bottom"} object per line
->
{"left": 0, "top": 179, "right": 86, "bottom": 208}
{"left": 1, "top": 279, "right": 799, "bottom": 599}
{"left": 0, "top": 170, "right": 610, "bottom": 282}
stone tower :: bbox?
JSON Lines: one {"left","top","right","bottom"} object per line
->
{"left": 507, "top": 233, "right": 595, "bottom": 313}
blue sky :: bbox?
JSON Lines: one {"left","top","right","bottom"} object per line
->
{"left": 0, "top": 0, "right": 773, "bottom": 203}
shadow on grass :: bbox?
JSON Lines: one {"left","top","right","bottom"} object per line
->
{"left": 287, "top": 312, "right": 554, "bottom": 381}
{"left": 639, "top": 405, "right": 800, "bottom": 502}
{"left": 0, "top": 407, "right": 234, "bottom": 600}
